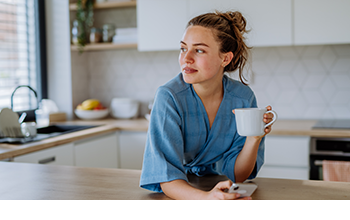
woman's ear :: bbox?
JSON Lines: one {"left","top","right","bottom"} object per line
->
{"left": 222, "top": 51, "right": 234, "bottom": 67}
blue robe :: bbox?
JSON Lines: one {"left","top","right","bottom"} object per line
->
{"left": 140, "top": 73, "right": 265, "bottom": 193}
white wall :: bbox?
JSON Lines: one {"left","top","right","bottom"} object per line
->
{"left": 46, "top": 0, "right": 73, "bottom": 119}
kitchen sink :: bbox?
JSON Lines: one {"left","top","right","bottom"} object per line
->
{"left": 0, "top": 124, "right": 99, "bottom": 144}
{"left": 37, "top": 125, "right": 98, "bottom": 135}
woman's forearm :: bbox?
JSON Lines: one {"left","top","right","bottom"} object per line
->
{"left": 234, "top": 137, "right": 262, "bottom": 182}
{"left": 160, "top": 179, "right": 208, "bottom": 199}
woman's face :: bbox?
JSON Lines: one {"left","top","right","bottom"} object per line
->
{"left": 179, "top": 25, "right": 229, "bottom": 86}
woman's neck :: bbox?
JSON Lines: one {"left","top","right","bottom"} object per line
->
{"left": 193, "top": 75, "right": 224, "bottom": 102}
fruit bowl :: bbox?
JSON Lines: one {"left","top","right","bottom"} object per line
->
{"left": 74, "top": 109, "right": 109, "bottom": 120}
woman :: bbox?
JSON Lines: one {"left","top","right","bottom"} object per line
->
{"left": 140, "top": 11, "right": 275, "bottom": 200}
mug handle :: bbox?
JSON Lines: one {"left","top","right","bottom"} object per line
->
{"left": 264, "top": 110, "right": 278, "bottom": 128}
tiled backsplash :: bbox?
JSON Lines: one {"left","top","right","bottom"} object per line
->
{"left": 71, "top": 44, "right": 350, "bottom": 120}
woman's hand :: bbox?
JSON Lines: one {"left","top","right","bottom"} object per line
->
{"left": 205, "top": 180, "right": 251, "bottom": 200}
{"left": 261, "top": 105, "right": 274, "bottom": 136}
{"left": 161, "top": 179, "right": 251, "bottom": 200}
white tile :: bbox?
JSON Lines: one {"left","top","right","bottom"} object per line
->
{"left": 276, "top": 46, "right": 299, "bottom": 59}
{"left": 319, "top": 46, "right": 337, "bottom": 71}
{"left": 329, "top": 105, "right": 350, "bottom": 119}
{"left": 264, "top": 48, "right": 281, "bottom": 72}
{"left": 275, "top": 74, "right": 298, "bottom": 89}
{"left": 301, "top": 45, "right": 325, "bottom": 58}
{"left": 302, "top": 73, "right": 327, "bottom": 89}
{"left": 332, "top": 44, "right": 350, "bottom": 57}
{"left": 302, "top": 89, "right": 327, "bottom": 105}
{"left": 251, "top": 60, "right": 271, "bottom": 74}
{"left": 275, "top": 89, "right": 298, "bottom": 104}
{"left": 319, "top": 76, "right": 337, "bottom": 102}
{"left": 331, "top": 58, "right": 350, "bottom": 72}
{"left": 274, "top": 59, "right": 298, "bottom": 75}
{"left": 303, "top": 105, "right": 327, "bottom": 119}
{"left": 265, "top": 76, "right": 282, "bottom": 102}
{"left": 329, "top": 73, "right": 350, "bottom": 89}
{"left": 302, "top": 58, "right": 327, "bottom": 73}
{"left": 330, "top": 90, "right": 350, "bottom": 105}
{"left": 291, "top": 61, "right": 308, "bottom": 87}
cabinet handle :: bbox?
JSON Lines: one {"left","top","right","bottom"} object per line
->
{"left": 38, "top": 156, "right": 56, "bottom": 164}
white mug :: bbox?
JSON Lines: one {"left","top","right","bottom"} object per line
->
{"left": 234, "top": 108, "right": 277, "bottom": 136}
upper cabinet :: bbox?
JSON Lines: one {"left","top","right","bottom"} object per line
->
{"left": 137, "top": 0, "right": 292, "bottom": 51}
{"left": 137, "top": 0, "right": 188, "bottom": 51}
{"left": 294, "top": 0, "right": 350, "bottom": 45}
{"left": 137, "top": 0, "right": 350, "bottom": 52}
{"left": 187, "top": 0, "right": 292, "bottom": 47}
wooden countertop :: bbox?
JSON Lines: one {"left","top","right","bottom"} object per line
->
{"left": 269, "top": 120, "right": 350, "bottom": 138}
{"left": 0, "top": 162, "right": 348, "bottom": 200}
{"left": 1, "top": 118, "right": 350, "bottom": 160}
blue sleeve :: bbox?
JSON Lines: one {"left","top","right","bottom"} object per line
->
{"left": 221, "top": 93, "right": 265, "bottom": 183}
{"left": 139, "top": 87, "right": 187, "bottom": 193}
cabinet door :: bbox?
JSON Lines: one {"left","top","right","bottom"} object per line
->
{"left": 294, "top": 0, "right": 350, "bottom": 45}
{"left": 257, "top": 136, "right": 310, "bottom": 180}
{"left": 74, "top": 133, "right": 119, "bottom": 168}
{"left": 13, "top": 143, "right": 74, "bottom": 166}
{"left": 189, "top": 0, "right": 292, "bottom": 47}
{"left": 264, "top": 136, "right": 309, "bottom": 167}
{"left": 137, "top": 0, "right": 188, "bottom": 51}
{"left": 118, "top": 131, "right": 147, "bottom": 170}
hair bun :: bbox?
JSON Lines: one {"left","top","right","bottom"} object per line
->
{"left": 216, "top": 11, "right": 248, "bottom": 34}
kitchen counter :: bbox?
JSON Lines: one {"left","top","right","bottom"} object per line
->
{"left": 0, "top": 118, "right": 148, "bottom": 160}
{"left": 1, "top": 118, "right": 350, "bottom": 160}
{"left": 0, "top": 161, "right": 348, "bottom": 200}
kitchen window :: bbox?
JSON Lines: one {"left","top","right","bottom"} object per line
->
{"left": 0, "top": 0, "right": 47, "bottom": 112}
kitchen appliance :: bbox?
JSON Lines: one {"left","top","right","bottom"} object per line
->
{"left": 312, "top": 119, "right": 350, "bottom": 129}
{"left": 110, "top": 98, "right": 139, "bottom": 119}
{"left": 309, "top": 137, "right": 350, "bottom": 180}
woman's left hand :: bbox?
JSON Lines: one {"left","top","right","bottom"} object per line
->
{"left": 262, "top": 105, "right": 274, "bottom": 136}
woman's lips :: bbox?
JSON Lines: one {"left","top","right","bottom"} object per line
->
{"left": 183, "top": 67, "right": 197, "bottom": 74}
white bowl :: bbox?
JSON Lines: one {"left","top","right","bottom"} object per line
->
{"left": 75, "top": 109, "right": 109, "bottom": 120}
{"left": 110, "top": 98, "right": 139, "bottom": 119}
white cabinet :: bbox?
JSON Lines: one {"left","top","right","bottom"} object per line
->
{"left": 74, "top": 132, "right": 119, "bottom": 168}
{"left": 13, "top": 143, "right": 75, "bottom": 166}
{"left": 188, "top": 0, "right": 292, "bottom": 47}
{"left": 118, "top": 131, "right": 147, "bottom": 170}
{"left": 137, "top": 0, "right": 292, "bottom": 51}
{"left": 137, "top": 0, "right": 188, "bottom": 51}
{"left": 294, "top": 0, "right": 350, "bottom": 45}
{"left": 257, "top": 136, "right": 310, "bottom": 180}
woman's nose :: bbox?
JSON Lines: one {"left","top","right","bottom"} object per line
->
{"left": 183, "top": 51, "right": 194, "bottom": 64}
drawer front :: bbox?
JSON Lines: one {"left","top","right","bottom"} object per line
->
{"left": 264, "top": 136, "right": 310, "bottom": 167}
{"left": 74, "top": 133, "right": 118, "bottom": 169}
{"left": 13, "top": 143, "right": 74, "bottom": 166}
{"left": 258, "top": 165, "right": 309, "bottom": 180}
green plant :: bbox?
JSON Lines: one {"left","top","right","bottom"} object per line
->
{"left": 76, "top": 0, "right": 94, "bottom": 53}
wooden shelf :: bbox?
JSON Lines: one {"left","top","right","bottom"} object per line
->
{"left": 69, "top": 1, "right": 136, "bottom": 11}
{"left": 71, "top": 42, "right": 137, "bottom": 51}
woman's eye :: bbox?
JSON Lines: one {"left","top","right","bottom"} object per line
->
{"left": 196, "top": 49, "right": 204, "bottom": 53}
{"left": 180, "top": 47, "right": 187, "bottom": 52}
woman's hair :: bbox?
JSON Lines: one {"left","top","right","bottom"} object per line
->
{"left": 187, "top": 11, "right": 251, "bottom": 85}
